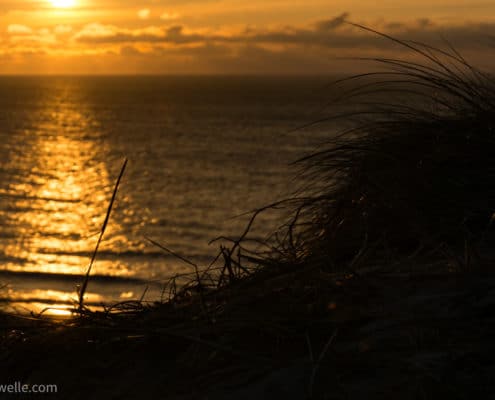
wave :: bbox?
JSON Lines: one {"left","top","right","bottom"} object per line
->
{"left": 34, "top": 248, "right": 215, "bottom": 262}
{"left": 0, "top": 296, "right": 103, "bottom": 307}
{"left": 0, "top": 191, "right": 82, "bottom": 204}
{"left": 0, "top": 269, "right": 149, "bottom": 285}
{"left": 35, "top": 248, "right": 192, "bottom": 258}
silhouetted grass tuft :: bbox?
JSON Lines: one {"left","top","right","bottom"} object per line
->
{"left": 274, "top": 25, "right": 495, "bottom": 273}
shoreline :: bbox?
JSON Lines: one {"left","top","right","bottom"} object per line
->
{"left": 0, "top": 269, "right": 166, "bottom": 317}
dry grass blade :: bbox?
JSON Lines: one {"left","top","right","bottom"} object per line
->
{"left": 145, "top": 236, "right": 211, "bottom": 320}
{"left": 78, "top": 158, "right": 128, "bottom": 311}
{"left": 145, "top": 236, "right": 198, "bottom": 269}
{"left": 308, "top": 329, "right": 338, "bottom": 399}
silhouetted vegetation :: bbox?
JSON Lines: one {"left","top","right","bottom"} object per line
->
{"left": 269, "top": 24, "right": 495, "bottom": 274}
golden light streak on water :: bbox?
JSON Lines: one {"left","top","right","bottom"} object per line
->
{"left": 3, "top": 106, "right": 121, "bottom": 277}
{"left": 0, "top": 76, "right": 322, "bottom": 314}
{"left": 0, "top": 84, "right": 133, "bottom": 313}
{"left": 2, "top": 289, "right": 104, "bottom": 318}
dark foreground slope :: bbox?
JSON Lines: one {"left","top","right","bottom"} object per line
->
{"left": 1, "top": 266, "right": 495, "bottom": 399}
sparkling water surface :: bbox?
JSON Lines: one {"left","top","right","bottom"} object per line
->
{"left": 0, "top": 76, "right": 333, "bottom": 314}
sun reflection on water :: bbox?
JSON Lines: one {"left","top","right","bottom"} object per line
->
{"left": 1, "top": 289, "right": 104, "bottom": 318}
{"left": 3, "top": 107, "right": 119, "bottom": 276}
{"left": 0, "top": 83, "right": 132, "bottom": 312}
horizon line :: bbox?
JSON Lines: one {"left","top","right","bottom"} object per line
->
{"left": 0, "top": 72, "right": 349, "bottom": 78}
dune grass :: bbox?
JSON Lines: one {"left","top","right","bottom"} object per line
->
{"left": 271, "top": 24, "right": 495, "bottom": 274}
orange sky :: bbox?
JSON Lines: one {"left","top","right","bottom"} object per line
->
{"left": 1, "top": 0, "right": 495, "bottom": 74}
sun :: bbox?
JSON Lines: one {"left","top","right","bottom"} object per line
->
{"left": 51, "top": 0, "right": 75, "bottom": 7}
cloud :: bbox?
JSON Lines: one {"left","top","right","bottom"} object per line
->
{"left": 69, "top": 13, "right": 495, "bottom": 53}
{"left": 4, "top": 13, "right": 495, "bottom": 74}
{"left": 138, "top": 8, "right": 151, "bottom": 20}
{"left": 74, "top": 23, "right": 205, "bottom": 45}
{"left": 54, "top": 25, "right": 73, "bottom": 35}
{"left": 6, "top": 24, "right": 57, "bottom": 46}
{"left": 74, "top": 23, "right": 118, "bottom": 40}
{"left": 42, "top": 11, "right": 494, "bottom": 72}
{"left": 164, "top": 26, "right": 204, "bottom": 44}
{"left": 315, "top": 12, "right": 349, "bottom": 31}
{"left": 160, "top": 12, "right": 179, "bottom": 21}
{"left": 120, "top": 45, "right": 143, "bottom": 56}
{"left": 7, "top": 24, "right": 33, "bottom": 35}
{"left": 6, "top": 26, "right": 57, "bottom": 46}
{"left": 417, "top": 18, "right": 433, "bottom": 29}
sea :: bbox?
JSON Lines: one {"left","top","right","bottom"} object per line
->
{"left": 0, "top": 75, "right": 336, "bottom": 315}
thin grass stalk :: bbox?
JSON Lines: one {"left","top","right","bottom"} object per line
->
{"left": 78, "top": 158, "right": 128, "bottom": 311}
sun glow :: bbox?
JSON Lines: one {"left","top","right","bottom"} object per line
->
{"left": 51, "top": 0, "right": 75, "bottom": 8}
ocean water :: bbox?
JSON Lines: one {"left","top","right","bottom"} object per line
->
{"left": 0, "top": 75, "right": 334, "bottom": 315}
